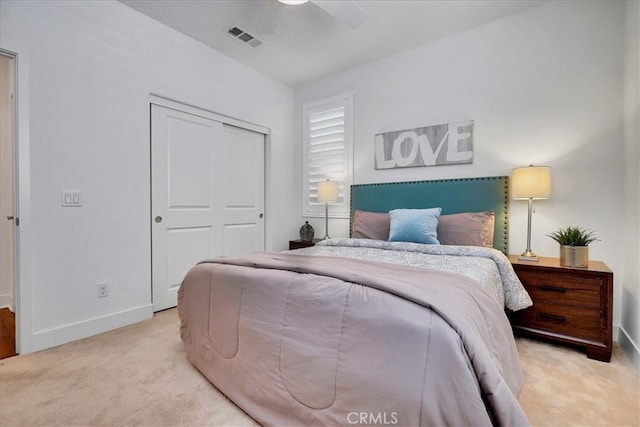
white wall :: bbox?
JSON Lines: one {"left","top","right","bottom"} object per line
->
{"left": 623, "top": 0, "right": 640, "bottom": 368}
{"left": 0, "top": 0, "right": 297, "bottom": 353}
{"left": 297, "top": 1, "right": 627, "bottom": 335}
{"left": 0, "top": 54, "right": 15, "bottom": 311}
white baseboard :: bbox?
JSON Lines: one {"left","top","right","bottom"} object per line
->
{"left": 0, "top": 293, "right": 15, "bottom": 311}
{"left": 30, "top": 304, "right": 153, "bottom": 354}
{"left": 617, "top": 325, "right": 640, "bottom": 370}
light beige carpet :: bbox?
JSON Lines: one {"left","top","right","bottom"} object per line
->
{"left": 0, "top": 309, "right": 637, "bottom": 426}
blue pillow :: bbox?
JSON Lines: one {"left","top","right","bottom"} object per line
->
{"left": 388, "top": 208, "right": 442, "bottom": 244}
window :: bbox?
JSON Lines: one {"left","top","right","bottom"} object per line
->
{"left": 302, "top": 93, "right": 353, "bottom": 218}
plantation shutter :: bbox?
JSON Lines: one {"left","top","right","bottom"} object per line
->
{"left": 303, "top": 93, "right": 353, "bottom": 217}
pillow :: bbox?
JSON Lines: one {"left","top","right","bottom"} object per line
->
{"left": 437, "top": 211, "right": 495, "bottom": 247}
{"left": 352, "top": 210, "right": 390, "bottom": 240}
{"left": 388, "top": 208, "right": 442, "bottom": 244}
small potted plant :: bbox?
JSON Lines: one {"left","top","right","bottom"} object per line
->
{"left": 547, "top": 226, "right": 599, "bottom": 268}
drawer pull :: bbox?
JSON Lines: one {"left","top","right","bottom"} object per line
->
{"left": 539, "top": 285, "right": 567, "bottom": 293}
{"left": 539, "top": 313, "right": 566, "bottom": 323}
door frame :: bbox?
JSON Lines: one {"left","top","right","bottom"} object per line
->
{"left": 0, "top": 45, "right": 33, "bottom": 355}
{"left": 149, "top": 94, "right": 272, "bottom": 309}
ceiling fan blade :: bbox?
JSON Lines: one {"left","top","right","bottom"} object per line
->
{"left": 256, "top": 0, "right": 282, "bottom": 35}
{"left": 311, "top": 0, "right": 368, "bottom": 29}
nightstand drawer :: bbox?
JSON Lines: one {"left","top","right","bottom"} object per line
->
{"left": 516, "top": 270, "right": 601, "bottom": 309}
{"left": 512, "top": 302, "right": 600, "bottom": 341}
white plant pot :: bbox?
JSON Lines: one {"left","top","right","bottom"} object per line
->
{"left": 559, "top": 245, "right": 589, "bottom": 268}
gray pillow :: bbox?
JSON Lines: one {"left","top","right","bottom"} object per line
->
{"left": 351, "top": 210, "right": 390, "bottom": 240}
{"left": 437, "top": 211, "right": 495, "bottom": 248}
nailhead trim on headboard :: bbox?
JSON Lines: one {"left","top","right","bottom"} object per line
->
{"left": 350, "top": 176, "right": 510, "bottom": 254}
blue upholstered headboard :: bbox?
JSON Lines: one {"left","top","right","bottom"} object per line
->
{"left": 350, "top": 176, "right": 509, "bottom": 253}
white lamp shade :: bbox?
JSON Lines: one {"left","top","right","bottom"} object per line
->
{"left": 511, "top": 165, "right": 552, "bottom": 200}
{"left": 317, "top": 180, "right": 339, "bottom": 203}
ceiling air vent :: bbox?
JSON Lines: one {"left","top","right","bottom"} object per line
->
{"left": 226, "top": 26, "right": 263, "bottom": 48}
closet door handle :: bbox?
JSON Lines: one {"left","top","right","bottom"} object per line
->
{"left": 6, "top": 216, "right": 13, "bottom": 221}
{"left": 154, "top": 216, "right": 163, "bottom": 223}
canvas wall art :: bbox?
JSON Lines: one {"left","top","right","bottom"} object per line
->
{"left": 374, "top": 120, "right": 473, "bottom": 169}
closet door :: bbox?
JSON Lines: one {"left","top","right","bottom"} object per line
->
{"left": 151, "top": 104, "right": 265, "bottom": 312}
{"left": 220, "top": 123, "right": 265, "bottom": 257}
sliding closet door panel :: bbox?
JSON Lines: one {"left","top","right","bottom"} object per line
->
{"left": 151, "top": 105, "right": 265, "bottom": 312}
{"left": 221, "top": 124, "right": 265, "bottom": 257}
{"left": 152, "top": 105, "right": 222, "bottom": 312}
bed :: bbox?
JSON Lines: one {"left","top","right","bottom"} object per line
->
{"left": 178, "top": 176, "right": 532, "bottom": 426}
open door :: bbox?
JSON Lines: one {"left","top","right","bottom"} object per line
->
{"left": 0, "top": 52, "right": 17, "bottom": 358}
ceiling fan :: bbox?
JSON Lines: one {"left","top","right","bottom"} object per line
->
{"left": 257, "top": 0, "right": 368, "bottom": 34}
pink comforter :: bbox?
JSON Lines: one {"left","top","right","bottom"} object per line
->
{"left": 178, "top": 252, "right": 529, "bottom": 426}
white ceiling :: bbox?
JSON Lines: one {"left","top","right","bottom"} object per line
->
{"left": 120, "top": 0, "right": 546, "bottom": 88}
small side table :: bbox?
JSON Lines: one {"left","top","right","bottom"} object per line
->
{"left": 509, "top": 255, "right": 613, "bottom": 362}
{"left": 288, "top": 238, "right": 321, "bottom": 250}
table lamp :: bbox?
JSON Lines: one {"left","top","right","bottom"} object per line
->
{"left": 512, "top": 165, "right": 552, "bottom": 261}
{"left": 317, "top": 180, "right": 338, "bottom": 240}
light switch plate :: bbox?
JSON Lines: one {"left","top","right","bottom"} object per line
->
{"left": 61, "top": 190, "right": 82, "bottom": 207}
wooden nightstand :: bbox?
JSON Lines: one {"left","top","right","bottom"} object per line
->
{"left": 509, "top": 255, "right": 613, "bottom": 362}
{"left": 288, "top": 238, "right": 321, "bottom": 250}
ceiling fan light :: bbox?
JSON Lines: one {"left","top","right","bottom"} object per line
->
{"left": 278, "top": 0, "right": 309, "bottom": 5}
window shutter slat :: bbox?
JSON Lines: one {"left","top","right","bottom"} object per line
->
{"left": 309, "top": 108, "right": 344, "bottom": 123}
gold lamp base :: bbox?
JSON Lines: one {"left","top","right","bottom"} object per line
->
{"left": 518, "top": 250, "right": 539, "bottom": 262}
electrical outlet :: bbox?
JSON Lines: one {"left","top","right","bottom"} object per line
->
{"left": 97, "top": 282, "right": 109, "bottom": 298}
